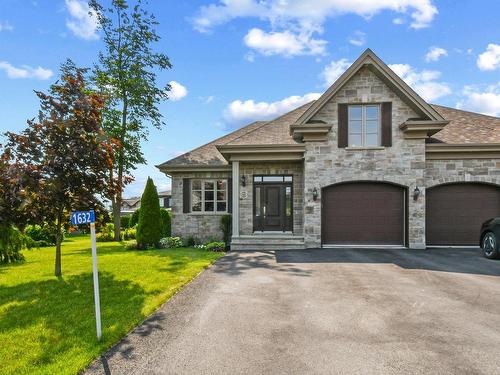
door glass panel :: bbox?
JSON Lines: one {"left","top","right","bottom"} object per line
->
{"left": 285, "top": 186, "right": 292, "bottom": 217}
{"left": 284, "top": 176, "right": 293, "bottom": 182}
{"left": 254, "top": 176, "right": 262, "bottom": 182}
{"left": 255, "top": 187, "right": 261, "bottom": 216}
{"left": 263, "top": 176, "right": 284, "bottom": 182}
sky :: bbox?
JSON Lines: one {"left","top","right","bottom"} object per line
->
{"left": 0, "top": 0, "right": 499, "bottom": 198}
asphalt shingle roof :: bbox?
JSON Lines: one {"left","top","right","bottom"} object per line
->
{"left": 158, "top": 102, "right": 500, "bottom": 168}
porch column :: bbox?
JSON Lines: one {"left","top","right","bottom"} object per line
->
{"left": 232, "top": 161, "right": 240, "bottom": 237}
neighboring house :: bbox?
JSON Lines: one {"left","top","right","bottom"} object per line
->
{"left": 120, "top": 191, "right": 171, "bottom": 216}
{"left": 157, "top": 49, "right": 500, "bottom": 250}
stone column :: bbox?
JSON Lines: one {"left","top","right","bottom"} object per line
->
{"left": 232, "top": 161, "right": 240, "bottom": 238}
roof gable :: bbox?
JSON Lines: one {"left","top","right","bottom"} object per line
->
{"left": 296, "top": 49, "right": 445, "bottom": 125}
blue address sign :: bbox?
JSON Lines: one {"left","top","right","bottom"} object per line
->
{"left": 71, "top": 210, "right": 95, "bottom": 225}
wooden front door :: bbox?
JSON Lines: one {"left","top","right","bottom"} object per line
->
{"left": 253, "top": 183, "right": 293, "bottom": 232}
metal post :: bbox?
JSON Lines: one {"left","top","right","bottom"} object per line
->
{"left": 90, "top": 223, "right": 102, "bottom": 340}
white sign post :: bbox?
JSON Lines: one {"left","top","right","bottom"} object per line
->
{"left": 71, "top": 210, "right": 102, "bottom": 341}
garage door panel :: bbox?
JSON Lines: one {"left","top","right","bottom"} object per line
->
{"left": 426, "top": 183, "right": 500, "bottom": 246}
{"left": 322, "top": 182, "right": 405, "bottom": 245}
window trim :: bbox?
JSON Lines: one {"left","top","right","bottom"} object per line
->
{"left": 190, "top": 179, "right": 228, "bottom": 214}
{"left": 348, "top": 104, "right": 381, "bottom": 147}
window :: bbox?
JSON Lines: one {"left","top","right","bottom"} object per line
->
{"left": 159, "top": 197, "right": 164, "bottom": 207}
{"left": 348, "top": 105, "right": 380, "bottom": 147}
{"left": 191, "top": 179, "right": 227, "bottom": 213}
{"left": 253, "top": 175, "right": 293, "bottom": 183}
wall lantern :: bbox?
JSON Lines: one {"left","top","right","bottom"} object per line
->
{"left": 240, "top": 175, "right": 247, "bottom": 187}
{"left": 413, "top": 186, "right": 421, "bottom": 201}
{"left": 312, "top": 187, "right": 319, "bottom": 201}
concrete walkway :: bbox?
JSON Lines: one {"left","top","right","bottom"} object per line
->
{"left": 85, "top": 248, "right": 500, "bottom": 375}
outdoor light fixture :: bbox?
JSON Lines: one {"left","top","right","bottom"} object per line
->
{"left": 240, "top": 175, "right": 246, "bottom": 187}
{"left": 413, "top": 186, "right": 421, "bottom": 201}
{"left": 312, "top": 187, "right": 319, "bottom": 201}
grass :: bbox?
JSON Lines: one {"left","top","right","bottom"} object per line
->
{"left": 0, "top": 234, "right": 224, "bottom": 375}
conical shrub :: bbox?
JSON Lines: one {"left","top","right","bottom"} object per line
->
{"left": 136, "top": 177, "right": 161, "bottom": 248}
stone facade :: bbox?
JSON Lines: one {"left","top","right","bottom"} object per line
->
{"left": 238, "top": 162, "right": 304, "bottom": 235}
{"left": 303, "top": 66, "right": 426, "bottom": 248}
{"left": 425, "top": 159, "right": 500, "bottom": 188}
{"left": 170, "top": 171, "right": 231, "bottom": 242}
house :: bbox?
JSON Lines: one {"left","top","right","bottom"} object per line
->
{"left": 120, "top": 191, "right": 172, "bottom": 216}
{"left": 157, "top": 49, "right": 500, "bottom": 250}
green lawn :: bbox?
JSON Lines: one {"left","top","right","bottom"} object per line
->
{"left": 0, "top": 235, "right": 224, "bottom": 375}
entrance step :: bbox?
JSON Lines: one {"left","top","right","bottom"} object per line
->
{"left": 231, "top": 235, "right": 305, "bottom": 251}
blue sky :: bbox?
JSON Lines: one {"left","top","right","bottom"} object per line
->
{"left": 1, "top": 0, "right": 499, "bottom": 197}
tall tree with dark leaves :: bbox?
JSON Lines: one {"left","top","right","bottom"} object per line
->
{"left": 4, "top": 61, "right": 115, "bottom": 276}
{"left": 90, "top": 0, "right": 172, "bottom": 240}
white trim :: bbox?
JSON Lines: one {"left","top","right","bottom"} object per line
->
{"left": 322, "top": 245, "right": 407, "bottom": 249}
{"left": 232, "top": 161, "right": 240, "bottom": 238}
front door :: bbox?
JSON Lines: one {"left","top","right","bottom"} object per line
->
{"left": 253, "top": 177, "right": 293, "bottom": 232}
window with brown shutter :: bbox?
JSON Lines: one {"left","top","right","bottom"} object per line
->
{"left": 182, "top": 178, "right": 190, "bottom": 213}
{"left": 381, "top": 102, "right": 392, "bottom": 147}
{"left": 338, "top": 104, "right": 348, "bottom": 148}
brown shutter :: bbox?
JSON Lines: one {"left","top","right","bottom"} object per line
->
{"left": 337, "top": 104, "right": 348, "bottom": 148}
{"left": 381, "top": 102, "right": 392, "bottom": 147}
{"left": 182, "top": 178, "right": 190, "bottom": 213}
{"left": 227, "top": 178, "right": 233, "bottom": 213}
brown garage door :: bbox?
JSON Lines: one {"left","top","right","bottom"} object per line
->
{"left": 322, "top": 182, "right": 406, "bottom": 245}
{"left": 426, "top": 183, "right": 500, "bottom": 246}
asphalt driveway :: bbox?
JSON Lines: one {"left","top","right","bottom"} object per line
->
{"left": 85, "top": 248, "right": 500, "bottom": 375}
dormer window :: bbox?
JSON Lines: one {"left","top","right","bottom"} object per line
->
{"left": 348, "top": 105, "right": 380, "bottom": 147}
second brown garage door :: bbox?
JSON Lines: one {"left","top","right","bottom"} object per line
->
{"left": 426, "top": 183, "right": 500, "bottom": 246}
{"left": 322, "top": 182, "right": 406, "bottom": 246}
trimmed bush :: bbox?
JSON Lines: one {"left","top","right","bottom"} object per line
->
{"left": 96, "top": 223, "right": 115, "bottom": 242}
{"left": 159, "top": 237, "right": 183, "bottom": 249}
{"left": 220, "top": 214, "right": 231, "bottom": 249}
{"left": 205, "top": 241, "right": 226, "bottom": 252}
{"left": 136, "top": 178, "right": 162, "bottom": 248}
{"left": 25, "top": 224, "right": 58, "bottom": 245}
{"left": 120, "top": 215, "right": 131, "bottom": 229}
{"left": 122, "top": 228, "right": 136, "bottom": 240}
{"left": 129, "top": 208, "right": 140, "bottom": 228}
{"left": 160, "top": 209, "right": 171, "bottom": 237}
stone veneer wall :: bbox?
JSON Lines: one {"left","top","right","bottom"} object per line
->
{"left": 425, "top": 159, "right": 500, "bottom": 187}
{"left": 239, "top": 162, "right": 304, "bottom": 236}
{"left": 303, "top": 66, "right": 426, "bottom": 248}
{"left": 170, "top": 171, "right": 231, "bottom": 242}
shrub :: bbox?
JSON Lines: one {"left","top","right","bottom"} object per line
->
{"left": 0, "top": 225, "right": 26, "bottom": 263}
{"left": 205, "top": 241, "right": 226, "bottom": 252}
{"left": 25, "top": 224, "right": 58, "bottom": 245}
{"left": 122, "top": 228, "right": 136, "bottom": 240}
{"left": 136, "top": 178, "right": 162, "bottom": 248}
{"left": 120, "top": 215, "right": 131, "bottom": 229}
{"left": 220, "top": 214, "right": 232, "bottom": 249}
{"left": 185, "top": 235, "right": 197, "bottom": 247}
{"left": 129, "top": 208, "right": 140, "bottom": 228}
{"left": 125, "top": 240, "right": 137, "bottom": 250}
{"left": 194, "top": 244, "right": 207, "bottom": 250}
{"left": 96, "top": 223, "right": 115, "bottom": 242}
{"left": 159, "top": 237, "right": 183, "bottom": 249}
{"left": 159, "top": 209, "right": 171, "bottom": 237}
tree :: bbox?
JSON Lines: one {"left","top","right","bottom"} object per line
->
{"left": 4, "top": 61, "right": 115, "bottom": 276}
{"left": 159, "top": 208, "right": 171, "bottom": 238}
{"left": 90, "top": 0, "right": 172, "bottom": 240}
{"left": 136, "top": 177, "right": 161, "bottom": 248}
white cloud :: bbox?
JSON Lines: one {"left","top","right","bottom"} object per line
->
{"left": 389, "top": 63, "right": 451, "bottom": 101}
{"left": 425, "top": 46, "right": 447, "bottom": 62}
{"left": 193, "top": 0, "right": 438, "bottom": 33}
{"left": 244, "top": 28, "right": 327, "bottom": 57}
{"left": 223, "top": 92, "right": 321, "bottom": 127}
{"left": 348, "top": 31, "right": 366, "bottom": 47}
{"left": 65, "top": 0, "right": 99, "bottom": 40}
{"left": 0, "top": 61, "right": 53, "bottom": 80}
{"left": 321, "top": 58, "right": 352, "bottom": 86}
{"left": 392, "top": 17, "right": 405, "bottom": 25}
{"left": 168, "top": 81, "right": 188, "bottom": 101}
{"left": 457, "top": 83, "right": 500, "bottom": 116}
{"left": 477, "top": 44, "right": 500, "bottom": 71}
{"left": 0, "top": 21, "right": 14, "bottom": 32}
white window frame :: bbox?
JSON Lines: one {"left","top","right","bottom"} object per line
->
{"left": 191, "top": 179, "right": 228, "bottom": 213}
{"left": 348, "top": 104, "right": 381, "bottom": 147}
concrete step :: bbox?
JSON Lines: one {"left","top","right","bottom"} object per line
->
{"left": 231, "top": 235, "right": 305, "bottom": 251}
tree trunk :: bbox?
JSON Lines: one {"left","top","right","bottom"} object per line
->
{"left": 113, "top": 96, "right": 128, "bottom": 241}
{"left": 54, "top": 212, "right": 63, "bottom": 277}
{"left": 112, "top": 197, "right": 121, "bottom": 241}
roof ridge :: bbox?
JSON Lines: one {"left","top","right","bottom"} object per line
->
{"left": 225, "top": 101, "right": 315, "bottom": 145}
{"left": 431, "top": 104, "right": 500, "bottom": 121}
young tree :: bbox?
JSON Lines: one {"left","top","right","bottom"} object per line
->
{"left": 136, "top": 177, "right": 161, "bottom": 248}
{"left": 90, "top": 0, "right": 172, "bottom": 240}
{"left": 4, "top": 61, "right": 115, "bottom": 276}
